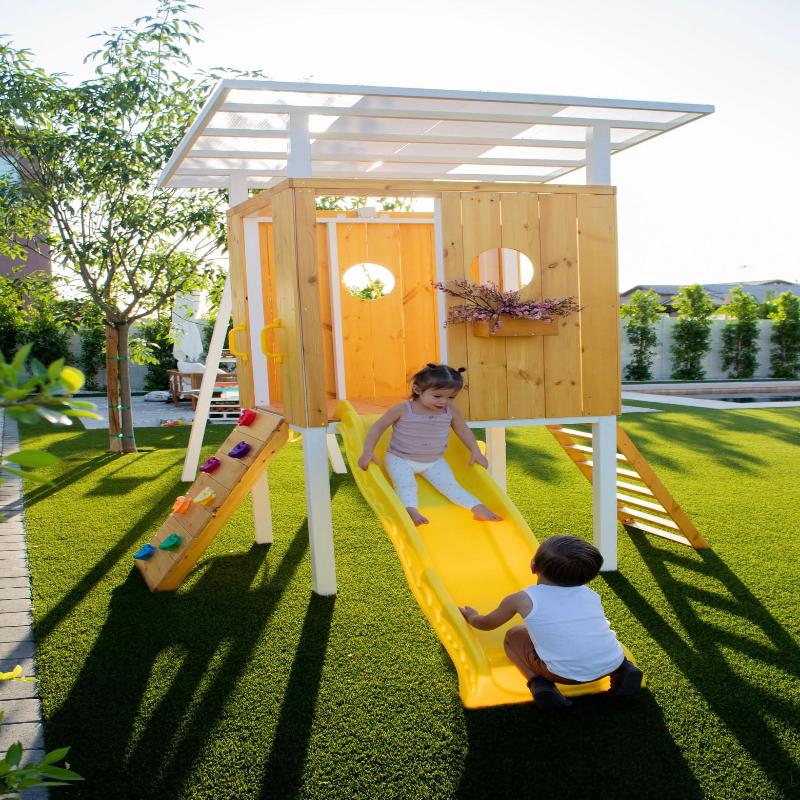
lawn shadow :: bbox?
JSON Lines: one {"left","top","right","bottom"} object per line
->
{"left": 45, "top": 521, "right": 312, "bottom": 800}
{"left": 258, "top": 593, "right": 335, "bottom": 800}
{"left": 456, "top": 689, "right": 703, "bottom": 800}
{"left": 603, "top": 537, "right": 800, "bottom": 797}
{"left": 506, "top": 430, "right": 563, "bottom": 485}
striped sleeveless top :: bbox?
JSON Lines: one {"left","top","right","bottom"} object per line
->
{"left": 388, "top": 400, "right": 452, "bottom": 463}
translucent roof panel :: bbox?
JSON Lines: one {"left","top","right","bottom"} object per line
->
{"left": 159, "top": 81, "right": 713, "bottom": 189}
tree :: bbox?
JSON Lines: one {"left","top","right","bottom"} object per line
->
{"left": 0, "top": 2, "right": 241, "bottom": 453}
{"left": 769, "top": 291, "right": 800, "bottom": 379}
{"left": 669, "top": 284, "right": 716, "bottom": 380}
{"left": 720, "top": 286, "right": 760, "bottom": 379}
{"left": 620, "top": 289, "right": 665, "bottom": 380}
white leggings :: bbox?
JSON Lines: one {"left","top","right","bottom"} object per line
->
{"left": 384, "top": 452, "right": 480, "bottom": 510}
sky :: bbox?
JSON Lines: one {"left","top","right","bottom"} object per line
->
{"left": 4, "top": 0, "right": 800, "bottom": 291}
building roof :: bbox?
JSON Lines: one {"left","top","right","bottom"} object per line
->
{"left": 621, "top": 280, "right": 800, "bottom": 305}
{"left": 158, "top": 80, "right": 713, "bottom": 190}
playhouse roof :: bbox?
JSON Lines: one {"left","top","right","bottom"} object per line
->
{"left": 158, "top": 80, "right": 713, "bottom": 190}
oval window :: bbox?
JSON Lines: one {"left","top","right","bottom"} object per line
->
{"left": 470, "top": 248, "right": 534, "bottom": 292}
{"left": 342, "top": 262, "right": 396, "bottom": 300}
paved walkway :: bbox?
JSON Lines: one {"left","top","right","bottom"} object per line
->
{"left": 0, "top": 412, "right": 48, "bottom": 798}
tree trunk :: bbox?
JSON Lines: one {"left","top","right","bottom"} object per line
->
{"left": 116, "top": 322, "right": 137, "bottom": 453}
{"left": 105, "top": 322, "right": 138, "bottom": 453}
{"left": 105, "top": 324, "right": 123, "bottom": 453}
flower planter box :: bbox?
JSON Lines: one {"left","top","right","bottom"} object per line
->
{"left": 471, "top": 318, "right": 559, "bottom": 338}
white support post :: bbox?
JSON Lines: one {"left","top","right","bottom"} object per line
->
{"left": 433, "top": 198, "right": 448, "bottom": 363}
{"left": 485, "top": 427, "right": 507, "bottom": 491}
{"left": 586, "top": 124, "right": 612, "bottom": 185}
{"left": 244, "top": 219, "right": 269, "bottom": 407}
{"left": 287, "top": 112, "right": 312, "bottom": 177}
{"left": 303, "top": 427, "right": 337, "bottom": 595}
{"left": 326, "top": 433, "right": 347, "bottom": 474}
{"left": 181, "top": 277, "right": 233, "bottom": 481}
{"left": 592, "top": 415, "right": 618, "bottom": 570}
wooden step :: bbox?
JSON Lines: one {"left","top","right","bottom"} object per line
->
{"left": 615, "top": 480, "right": 655, "bottom": 497}
{"left": 566, "top": 444, "right": 628, "bottom": 461}
{"left": 558, "top": 427, "right": 593, "bottom": 440}
{"left": 616, "top": 493, "right": 666, "bottom": 513}
{"left": 619, "top": 506, "right": 680, "bottom": 530}
{"left": 623, "top": 521, "right": 692, "bottom": 547}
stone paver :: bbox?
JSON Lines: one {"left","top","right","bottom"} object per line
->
{"left": 0, "top": 414, "right": 48, "bottom": 799}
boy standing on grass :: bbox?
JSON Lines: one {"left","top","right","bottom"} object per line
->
{"left": 460, "top": 535, "right": 643, "bottom": 710}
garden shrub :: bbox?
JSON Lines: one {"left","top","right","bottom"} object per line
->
{"left": 620, "top": 289, "right": 664, "bottom": 380}
{"left": 720, "top": 286, "right": 760, "bottom": 379}
{"left": 129, "top": 313, "right": 177, "bottom": 391}
{"left": 670, "top": 284, "right": 715, "bottom": 380}
{"left": 769, "top": 291, "right": 800, "bottom": 379}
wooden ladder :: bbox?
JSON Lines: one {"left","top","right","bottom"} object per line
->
{"left": 547, "top": 423, "right": 709, "bottom": 549}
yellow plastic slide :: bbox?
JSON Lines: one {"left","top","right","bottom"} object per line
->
{"left": 335, "top": 400, "right": 622, "bottom": 708}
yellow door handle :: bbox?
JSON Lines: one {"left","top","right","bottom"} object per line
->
{"left": 227, "top": 323, "right": 250, "bottom": 363}
{"left": 260, "top": 320, "right": 286, "bottom": 363}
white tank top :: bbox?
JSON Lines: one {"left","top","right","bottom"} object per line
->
{"left": 522, "top": 584, "right": 624, "bottom": 681}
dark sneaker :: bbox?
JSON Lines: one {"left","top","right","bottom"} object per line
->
{"left": 609, "top": 659, "right": 644, "bottom": 697}
{"left": 530, "top": 677, "right": 573, "bottom": 710}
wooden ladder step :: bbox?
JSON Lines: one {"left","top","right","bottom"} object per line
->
{"left": 619, "top": 506, "right": 680, "bottom": 530}
{"left": 585, "top": 460, "right": 641, "bottom": 480}
{"left": 623, "top": 521, "right": 692, "bottom": 547}
{"left": 615, "top": 480, "right": 655, "bottom": 497}
{"left": 558, "top": 427, "right": 593, "bottom": 440}
{"left": 567, "top": 444, "right": 628, "bottom": 461}
{"left": 616, "top": 493, "right": 666, "bottom": 513}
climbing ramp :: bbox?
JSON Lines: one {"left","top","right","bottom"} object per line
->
{"left": 135, "top": 409, "right": 289, "bottom": 591}
{"left": 335, "top": 401, "right": 640, "bottom": 708}
{"left": 547, "top": 423, "right": 709, "bottom": 549}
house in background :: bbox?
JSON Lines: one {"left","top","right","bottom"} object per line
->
{"left": 0, "top": 159, "right": 51, "bottom": 279}
{"left": 620, "top": 279, "right": 800, "bottom": 314}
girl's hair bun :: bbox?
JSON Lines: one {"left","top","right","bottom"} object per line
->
{"left": 426, "top": 362, "right": 438, "bottom": 369}
{"left": 456, "top": 367, "right": 466, "bottom": 373}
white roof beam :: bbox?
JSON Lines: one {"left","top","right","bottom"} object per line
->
{"left": 219, "top": 103, "right": 676, "bottom": 130}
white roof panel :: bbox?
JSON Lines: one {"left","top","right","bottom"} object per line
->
{"left": 158, "top": 80, "right": 713, "bottom": 189}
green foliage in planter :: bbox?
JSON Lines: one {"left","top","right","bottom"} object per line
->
{"left": 130, "top": 313, "right": 177, "bottom": 392}
{"left": 620, "top": 289, "right": 664, "bottom": 380}
{"left": 720, "top": 286, "right": 760, "bottom": 379}
{"left": 670, "top": 284, "right": 716, "bottom": 381}
{"left": 768, "top": 291, "right": 800, "bottom": 379}
{"left": 1, "top": 668, "right": 83, "bottom": 795}
{"left": 0, "top": 279, "right": 25, "bottom": 360}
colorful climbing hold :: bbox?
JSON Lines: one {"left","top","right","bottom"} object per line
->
{"left": 199, "top": 456, "right": 221, "bottom": 474}
{"left": 134, "top": 544, "right": 155, "bottom": 560}
{"left": 194, "top": 486, "right": 216, "bottom": 506}
{"left": 238, "top": 408, "right": 257, "bottom": 427}
{"left": 228, "top": 441, "right": 252, "bottom": 459}
{"left": 159, "top": 533, "right": 182, "bottom": 551}
{"left": 172, "top": 495, "right": 192, "bottom": 514}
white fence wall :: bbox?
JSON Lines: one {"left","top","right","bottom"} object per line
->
{"left": 621, "top": 318, "right": 775, "bottom": 381}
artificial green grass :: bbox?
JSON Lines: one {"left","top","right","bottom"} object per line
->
{"left": 18, "top": 406, "right": 800, "bottom": 800}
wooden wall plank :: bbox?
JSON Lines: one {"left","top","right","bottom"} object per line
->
{"left": 440, "top": 193, "right": 470, "bottom": 418}
{"left": 294, "top": 188, "right": 327, "bottom": 426}
{"left": 227, "top": 212, "right": 254, "bottom": 408}
{"left": 258, "top": 222, "right": 282, "bottom": 402}
{"left": 315, "top": 222, "right": 337, "bottom": 399}
{"left": 337, "top": 223, "right": 373, "bottom": 397}
{"left": 400, "top": 223, "right": 438, "bottom": 385}
{"left": 271, "top": 188, "right": 307, "bottom": 426}
{"left": 577, "top": 193, "right": 621, "bottom": 416}
{"left": 500, "top": 192, "right": 546, "bottom": 419}
{"left": 461, "top": 192, "right": 508, "bottom": 420}
{"left": 540, "top": 193, "right": 582, "bottom": 417}
{"left": 366, "top": 222, "right": 406, "bottom": 396}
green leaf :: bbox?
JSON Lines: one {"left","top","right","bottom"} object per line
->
{"left": 46, "top": 358, "right": 65, "bottom": 380}
{"left": 4, "top": 450, "right": 60, "bottom": 468}
{"left": 0, "top": 465, "right": 52, "bottom": 484}
{"left": 40, "top": 747, "right": 70, "bottom": 765}
{"left": 5, "top": 742, "right": 22, "bottom": 767}
{"left": 35, "top": 408, "right": 72, "bottom": 426}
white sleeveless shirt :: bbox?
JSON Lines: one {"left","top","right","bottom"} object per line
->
{"left": 522, "top": 584, "right": 624, "bottom": 681}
